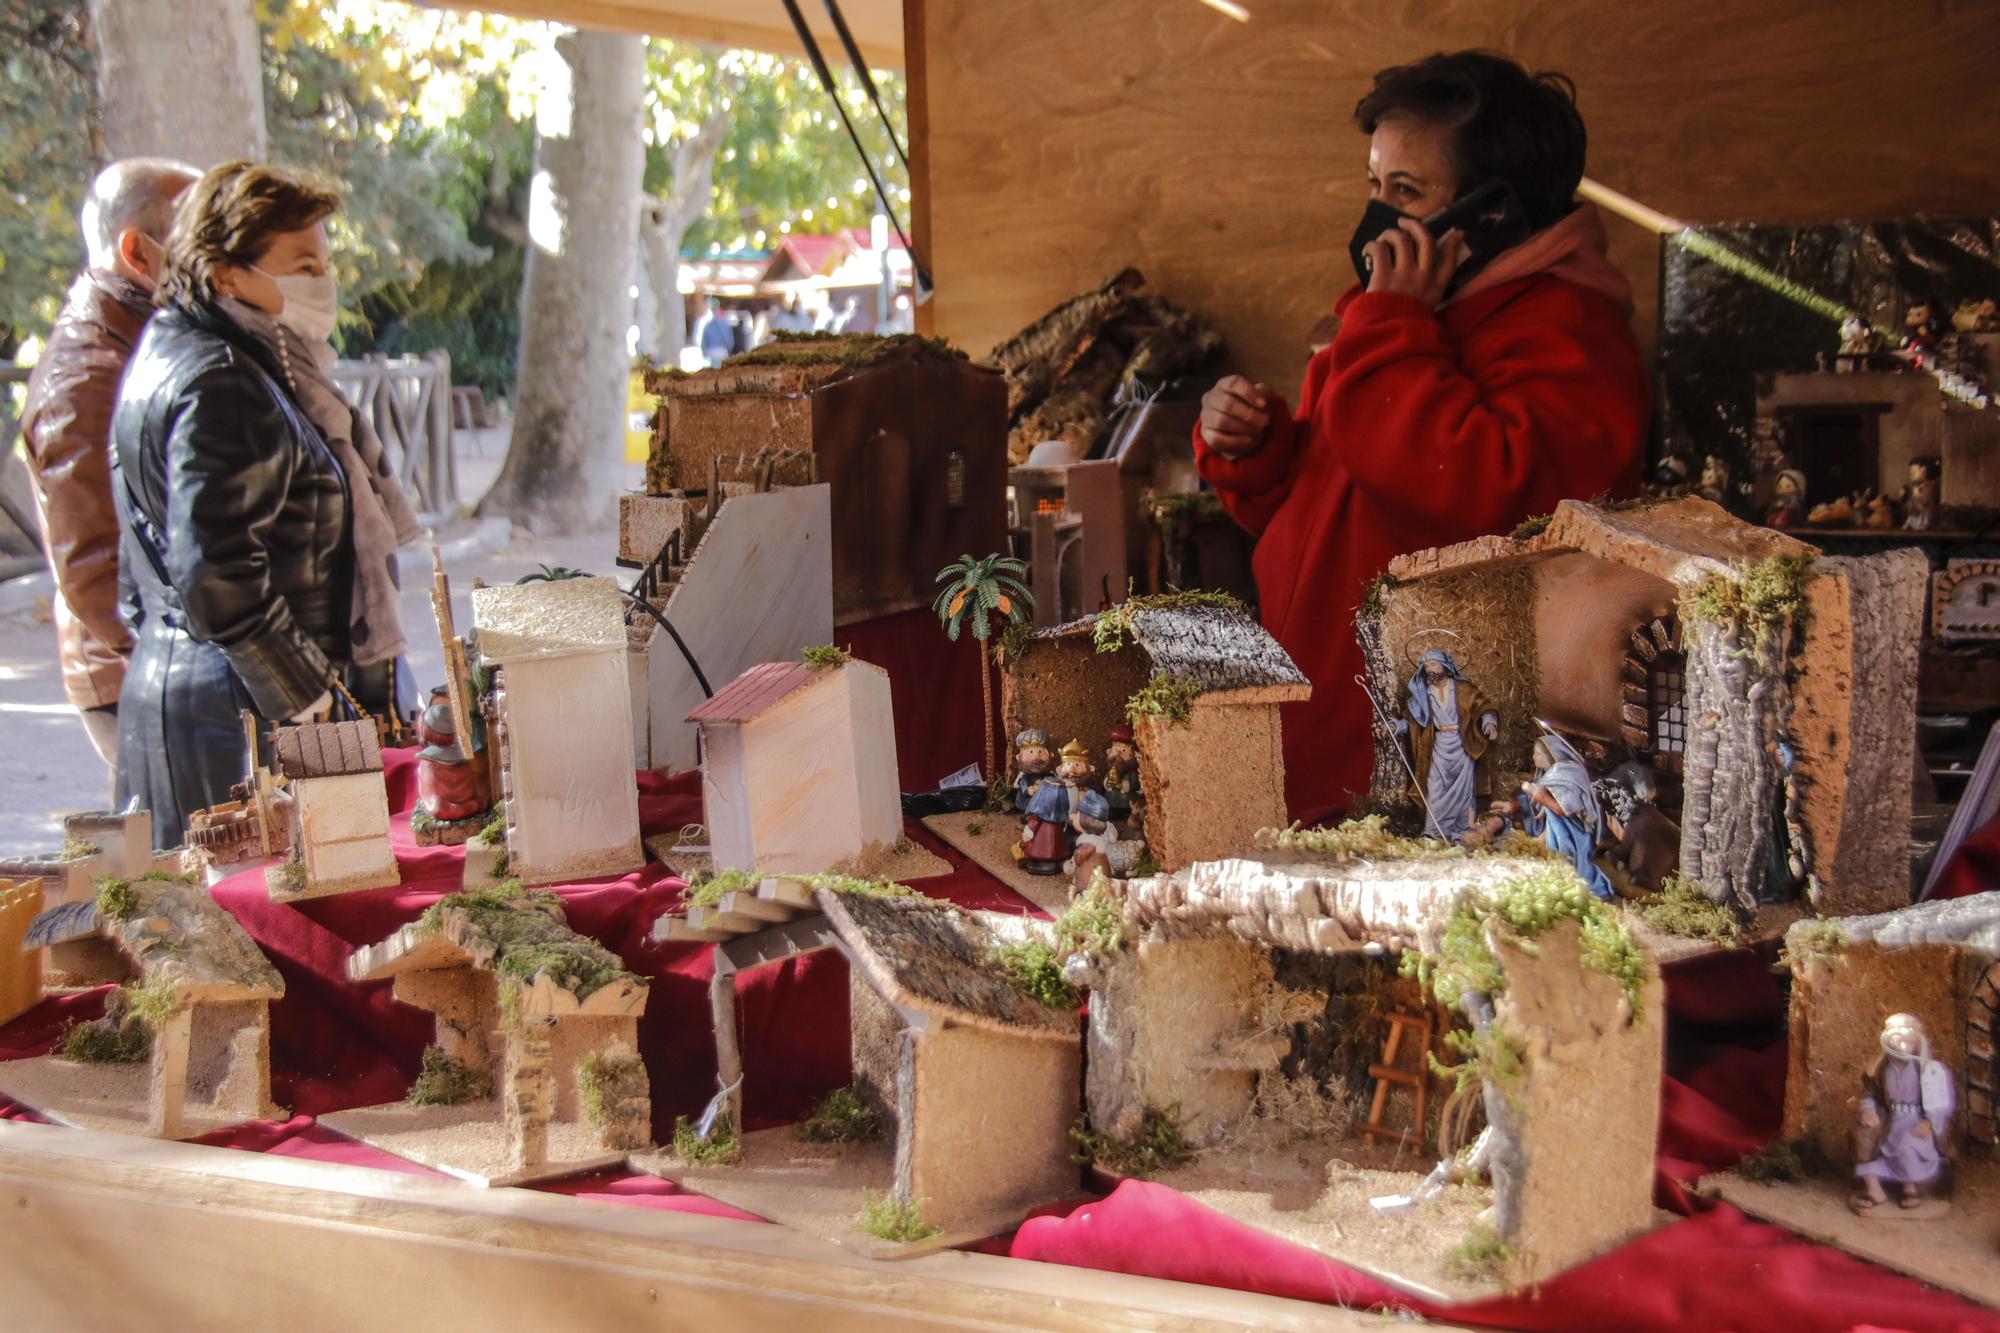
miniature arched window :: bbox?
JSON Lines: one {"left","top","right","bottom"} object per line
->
{"left": 1972, "top": 962, "right": 1999, "bottom": 1146}
{"left": 945, "top": 450, "right": 968, "bottom": 508}
{"left": 1619, "top": 613, "right": 1686, "bottom": 774}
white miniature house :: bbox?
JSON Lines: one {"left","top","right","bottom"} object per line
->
{"left": 474, "top": 576, "right": 644, "bottom": 885}
{"left": 688, "top": 658, "right": 902, "bottom": 874}
{"left": 266, "top": 720, "right": 400, "bottom": 901}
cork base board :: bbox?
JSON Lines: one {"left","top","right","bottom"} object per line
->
{"left": 319, "top": 1100, "right": 626, "bottom": 1187}
{"left": 0, "top": 1056, "right": 272, "bottom": 1140}
{"left": 641, "top": 835, "right": 954, "bottom": 891}
{"left": 1148, "top": 1133, "right": 1498, "bottom": 1305}
{"left": 919, "top": 811, "right": 1080, "bottom": 915}
{"left": 1707, "top": 1158, "right": 2000, "bottom": 1307}
{"left": 264, "top": 861, "right": 402, "bottom": 904}
{"left": 632, "top": 1128, "right": 1007, "bottom": 1260}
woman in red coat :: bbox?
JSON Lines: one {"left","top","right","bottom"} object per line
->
{"left": 1196, "top": 51, "right": 1651, "bottom": 825}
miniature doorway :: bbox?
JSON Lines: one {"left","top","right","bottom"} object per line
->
{"left": 1774, "top": 405, "right": 1887, "bottom": 507}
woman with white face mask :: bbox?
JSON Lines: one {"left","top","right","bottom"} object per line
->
{"left": 109, "top": 160, "right": 418, "bottom": 847}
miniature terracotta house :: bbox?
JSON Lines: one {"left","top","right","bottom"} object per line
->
{"left": 1001, "top": 601, "right": 1310, "bottom": 871}
{"left": 334, "top": 889, "right": 652, "bottom": 1185}
{"left": 1361, "top": 497, "right": 1925, "bottom": 915}
{"left": 1080, "top": 846, "right": 1664, "bottom": 1296}
{"left": 473, "top": 576, "right": 645, "bottom": 885}
{"left": 648, "top": 883, "right": 1081, "bottom": 1253}
{"left": 688, "top": 659, "right": 902, "bottom": 874}
{"left": 265, "top": 720, "right": 399, "bottom": 901}
{"left": 0, "top": 808, "right": 178, "bottom": 909}
{"left": 0, "top": 878, "right": 44, "bottom": 1026}
{"left": 633, "top": 334, "right": 1007, "bottom": 625}
{"left": 9, "top": 874, "right": 284, "bottom": 1137}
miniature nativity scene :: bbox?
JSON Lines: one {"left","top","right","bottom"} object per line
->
{"left": 2, "top": 868, "right": 284, "bottom": 1138}
{"left": 325, "top": 884, "right": 652, "bottom": 1185}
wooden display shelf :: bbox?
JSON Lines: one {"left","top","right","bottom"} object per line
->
{"left": 0, "top": 1119, "right": 1456, "bottom": 1331}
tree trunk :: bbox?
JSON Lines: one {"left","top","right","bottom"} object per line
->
{"left": 88, "top": 0, "right": 266, "bottom": 167}
{"left": 477, "top": 28, "right": 646, "bottom": 535}
{"left": 980, "top": 644, "right": 995, "bottom": 784}
{"left": 635, "top": 110, "right": 729, "bottom": 363}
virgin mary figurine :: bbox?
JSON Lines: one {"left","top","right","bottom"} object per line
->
{"left": 1495, "top": 728, "right": 1612, "bottom": 899}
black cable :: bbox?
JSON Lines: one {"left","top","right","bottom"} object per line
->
{"left": 778, "top": 0, "right": 933, "bottom": 296}
{"left": 818, "top": 0, "right": 910, "bottom": 177}
{"left": 621, "top": 589, "right": 714, "bottom": 698}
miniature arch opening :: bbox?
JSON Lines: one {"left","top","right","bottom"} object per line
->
{"left": 1531, "top": 552, "right": 1680, "bottom": 750}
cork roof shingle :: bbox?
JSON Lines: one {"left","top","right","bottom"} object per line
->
{"left": 1037, "top": 604, "right": 1308, "bottom": 701}
{"left": 685, "top": 661, "right": 825, "bottom": 725}
{"left": 472, "top": 576, "right": 628, "bottom": 663}
{"left": 272, "top": 720, "right": 383, "bottom": 780}
{"left": 1803, "top": 894, "right": 2000, "bottom": 957}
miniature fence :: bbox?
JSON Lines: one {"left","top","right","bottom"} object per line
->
{"left": 330, "top": 352, "right": 461, "bottom": 521}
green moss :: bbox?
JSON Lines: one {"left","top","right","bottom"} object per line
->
{"left": 989, "top": 938, "right": 1080, "bottom": 1010}
{"left": 576, "top": 1046, "right": 648, "bottom": 1129}
{"left": 1056, "top": 872, "right": 1127, "bottom": 956}
{"left": 418, "top": 883, "right": 637, "bottom": 1010}
{"left": 684, "top": 867, "right": 761, "bottom": 910}
{"left": 802, "top": 644, "right": 853, "bottom": 670}
{"left": 1638, "top": 874, "right": 1743, "bottom": 944}
{"left": 406, "top": 1045, "right": 492, "bottom": 1106}
{"left": 60, "top": 1015, "right": 150, "bottom": 1063}
{"left": 475, "top": 802, "right": 507, "bottom": 846}
{"left": 1069, "top": 1105, "right": 1196, "bottom": 1177}
{"left": 1678, "top": 553, "right": 1815, "bottom": 644}
{"left": 723, "top": 331, "right": 966, "bottom": 370}
{"left": 122, "top": 976, "right": 180, "bottom": 1030}
{"left": 993, "top": 620, "right": 1033, "bottom": 665}
{"left": 1093, "top": 588, "right": 1245, "bottom": 656}
{"left": 1356, "top": 572, "right": 1393, "bottom": 622}
{"left": 409, "top": 809, "right": 443, "bottom": 835}
{"left": 965, "top": 820, "right": 987, "bottom": 837}
{"left": 1778, "top": 918, "right": 1848, "bottom": 971}
{"left": 1444, "top": 1222, "right": 1513, "bottom": 1284}
{"left": 1125, "top": 672, "right": 1199, "bottom": 726}
{"left": 94, "top": 876, "right": 137, "bottom": 921}
{"left": 1432, "top": 1025, "right": 1529, "bottom": 1108}
{"left": 1510, "top": 511, "right": 1555, "bottom": 540}
{"left": 1735, "top": 1136, "right": 1834, "bottom": 1184}
{"left": 1254, "top": 815, "right": 1445, "bottom": 862}
{"left": 795, "top": 1085, "right": 882, "bottom": 1144}
{"left": 794, "top": 872, "right": 916, "bottom": 899}
{"left": 60, "top": 834, "right": 102, "bottom": 862}
{"left": 857, "top": 1191, "right": 943, "bottom": 1244}
{"left": 488, "top": 850, "right": 511, "bottom": 880}
{"left": 1142, "top": 489, "right": 1227, "bottom": 529}
{"left": 672, "top": 1114, "right": 740, "bottom": 1165}
{"left": 271, "top": 860, "right": 307, "bottom": 897}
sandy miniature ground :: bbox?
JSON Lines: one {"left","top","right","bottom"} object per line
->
{"left": 920, "top": 810, "right": 1078, "bottom": 914}
{"left": 632, "top": 1127, "right": 1002, "bottom": 1259}
{"left": 319, "top": 1099, "right": 627, "bottom": 1187}
{"left": 1708, "top": 1157, "right": 2000, "bottom": 1307}
{"left": 0, "top": 1055, "right": 262, "bottom": 1139}
{"left": 264, "top": 861, "right": 403, "bottom": 904}
{"left": 1148, "top": 1125, "right": 1498, "bottom": 1303}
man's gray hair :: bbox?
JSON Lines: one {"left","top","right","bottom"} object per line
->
{"left": 80, "top": 157, "right": 200, "bottom": 269}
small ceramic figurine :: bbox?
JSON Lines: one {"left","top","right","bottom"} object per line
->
{"left": 1102, "top": 725, "right": 1142, "bottom": 828}
{"left": 1066, "top": 788, "right": 1117, "bottom": 890}
{"left": 1949, "top": 297, "right": 1997, "bottom": 333}
{"left": 1765, "top": 468, "right": 1807, "bottom": 529}
{"left": 1900, "top": 299, "right": 1944, "bottom": 361}
{"left": 1861, "top": 492, "right": 1900, "bottom": 530}
{"left": 1837, "top": 315, "right": 1881, "bottom": 367}
{"left": 413, "top": 686, "right": 490, "bottom": 845}
{"left": 1596, "top": 763, "right": 1680, "bottom": 893}
{"left": 1807, "top": 494, "right": 1856, "bottom": 527}
{"left": 1395, "top": 648, "right": 1498, "bottom": 844}
{"left": 1903, "top": 457, "right": 1941, "bottom": 532}
{"left": 1483, "top": 728, "right": 1613, "bottom": 899}
{"left": 1018, "top": 739, "right": 1092, "bottom": 876}
{"left": 1696, "top": 454, "right": 1734, "bottom": 511}
{"left": 1851, "top": 1012, "right": 1955, "bottom": 1216}
{"left": 1646, "top": 453, "right": 1692, "bottom": 498}
{"left": 1012, "top": 728, "right": 1054, "bottom": 812}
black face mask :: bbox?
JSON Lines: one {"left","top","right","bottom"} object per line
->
{"left": 1348, "top": 179, "right": 1532, "bottom": 295}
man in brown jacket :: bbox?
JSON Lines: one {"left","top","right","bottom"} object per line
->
{"left": 22, "top": 158, "right": 197, "bottom": 770}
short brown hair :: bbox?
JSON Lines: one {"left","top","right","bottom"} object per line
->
{"left": 156, "top": 160, "right": 341, "bottom": 308}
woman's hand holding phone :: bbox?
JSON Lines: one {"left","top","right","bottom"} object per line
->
{"left": 1363, "top": 218, "right": 1467, "bottom": 306}
{"left": 1199, "top": 375, "right": 1275, "bottom": 457}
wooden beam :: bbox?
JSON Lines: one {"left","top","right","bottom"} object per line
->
{"left": 0, "top": 1120, "right": 1410, "bottom": 1330}
{"left": 904, "top": 0, "right": 933, "bottom": 332}
{"left": 438, "top": 0, "right": 903, "bottom": 68}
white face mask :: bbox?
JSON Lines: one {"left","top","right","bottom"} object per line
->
{"left": 251, "top": 263, "right": 339, "bottom": 345}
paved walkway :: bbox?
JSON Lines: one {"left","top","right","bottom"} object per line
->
{"left": 0, "top": 430, "right": 640, "bottom": 855}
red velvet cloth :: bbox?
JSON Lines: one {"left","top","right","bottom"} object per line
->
{"left": 1932, "top": 811, "right": 2000, "bottom": 900}
{"left": 1194, "top": 279, "right": 1651, "bottom": 824}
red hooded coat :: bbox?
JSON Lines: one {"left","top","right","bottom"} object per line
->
{"left": 1194, "top": 203, "right": 1651, "bottom": 823}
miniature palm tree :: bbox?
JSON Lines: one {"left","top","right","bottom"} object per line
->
{"left": 933, "top": 553, "right": 1033, "bottom": 784}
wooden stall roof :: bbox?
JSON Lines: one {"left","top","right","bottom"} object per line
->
{"left": 273, "top": 721, "right": 383, "bottom": 780}
{"left": 449, "top": 0, "right": 903, "bottom": 66}
{"left": 471, "top": 576, "right": 628, "bottom": 664}
{"left": 1035, "top": 604, "right": 1309, "bottom": 704}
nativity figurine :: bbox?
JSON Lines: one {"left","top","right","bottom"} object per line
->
{"left": 1596, "top": 763, "right": 1680, "bottom": 893}
{"left": 1013, "top": 728, "right": 1054, "bottom": 813}
{"left": 1396, "top": 648, "right": 1498, "bottom": 845}
{"left": 1851, "top": 1012, "right": 1955, "bottom": 1216}
{"left": 1017, "top": 738, "right": 1092, "bottom": 877}
{"left": 1764, "top": 468, "right": 1807, "bottom": 529}
{"left": 1902, "top": 457, "right": 1941, "bottom": 532}
{"left": 1067, "top": 787, "right": 1117, "bottom": 891}
{"left": 1696, "top": 454, "right": 1735, "bottom": 512}
{"left": 1102, "top": 725, "right": 1142, "bottom": 829}
{"left": 412, "top": 686, "right": 490, "bottom": 846}
{"left": 1479, "top": 729, "right": 1613, "bottom": 899}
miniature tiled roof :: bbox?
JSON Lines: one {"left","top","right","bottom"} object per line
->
{"left": 685, "top": 661, "right": 825, "bottom": 725}
{"left": 272, "top": 720, "right": 383, "bottom": 780}
{"left": 471, "top": 575, "right": 628, "bottom": 663}
{"left": 25, "top": 899, "right": 99, "bottom": 948}
{"left": 1802, "top": 894, "right": 2000, "bottom": 958}
{"left": 1038, "top": 604, "right": 1308, "bottom": 700}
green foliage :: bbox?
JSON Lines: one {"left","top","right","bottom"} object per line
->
{"left": 934, "top": 553, "right": 1033, "bottom": 643}
{"left": 1432, "top": 1025, "right": 1528, "bottom": 1108}
{"left": 796, "top": 872, "right": 916, "bottom": 900}
{"left": 122, "top": 976, "right": 180, "bottom": 1030}
{"left": 60, "top": 1015, "right": 150, "bottom": 1064}
{"left": 672, "top": 1114, "right": 740, "bottom": 1165}
{"left": 1735, "top": 1136, "right": 1834, "bottom": 1184}
{"left": 0, "top": 0, "right": 97, "bottom": 349}
{"left": 488, "top": 849, "right": 511, "bottom": 881}
{"left": 1056, "top": 872, "right": 1127, "bottom": 956}
{"left": 474, "top": 802, "right": 507, "bottom": 847}
{"left": 795, "top": 1085, "right": 881, "bottom": 1144}
{"left": 964, "top": 820, "right": 987, "bottom": 837}
{"left": 1356, "top": 573, "right": 1393, "bottom": 622}
{"left": 1253, "top": 815, "right": 1445, "bottom": 862}
{"left": 271, "top": 860, "right": 308, "bottom": 897}
{"left": 406, "top": 1044, "right": 492, "bottom": 1106}
{"left": 1126, "top": 673, "right": 1199, "bottom": 726}
{"left": 1069, "top": 1106, "right": 1196, "bottom": 1177}
{"left": 683, "top": 867, "right": 761, "bottom": 909}
{"left": 1444, "top": 1222, "right": 1513, "bottom": 1284}
{"left": 60, "top": 835, "right": 101, "bottom": 862}
{"left": 418, "top": 882, "right": 637, "bottom": 1009}
{"left": 857, "top": 1191, "right": 942, "bottom": 1245}
{"left": 989, "top": 938, "right": 1079, "bottom": 1010}
{"left": 1677, "top": 554, "right": 1815, "bottom": 668}
{"left": 576, "top": 1046, "right": 648, "bottom": 1129}
{"left": 802, "top": 644, "right": 853, "bottom": 670}
{"left": 1779, "top": 919, "right": 1849, "bottom": 971}
{"left": 94, "top": 877, "right": 137, "bottom": 922}
{"left": 1510, "top": 511, "right": 1555, "bottom": 540}
{"left": 1142, "top": 490, "right": 1226, "bottom": 531}
{"left": 1638, "top": 875, "right": 1743, "bottom": 944}
{"left": 1093, "top": 588, "right": 1245, "bottom": 654}
{"left": 994, "top": 620, "right": 1033, "bottom": 665}
{"left": 515, "top": 564, "right": 593, "bottom": 583}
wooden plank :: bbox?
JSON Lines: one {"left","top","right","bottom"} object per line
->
{"left": 655, "top": 919, "right": 734, "bottom": 944}
{"left": 714, "top": 891, "right": 800, "bottom": 923}
{"left": 756, "top": 876, "right": 820, "bottom": 909}
{"left": 0, "top": 1121, "right": 1414, "bottom": 1330}
{"left": 685, "top": 906, "right": 771, "bottom": 935}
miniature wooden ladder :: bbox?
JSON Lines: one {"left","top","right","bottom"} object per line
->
{"left": 1361, "top": 1010, "right": 1433, "bottom": 1151}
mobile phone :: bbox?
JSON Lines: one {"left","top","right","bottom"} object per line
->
{"left": 1349, "top": 179, "right": 1532, "bottom": 290}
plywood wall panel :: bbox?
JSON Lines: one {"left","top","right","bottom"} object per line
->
{"left": 918, "top": 0, "right": 2000, "bottom": 392}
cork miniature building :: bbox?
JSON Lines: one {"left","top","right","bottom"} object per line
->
{"left": 328, "top": 885, "right": 652, "bottom": 1185}
{"left": 643, "top": 881, "right": 1080, "bottom": 1257}
{"left": 264, "top": 720, "right": 399, "bottom": 901}
{"left": 0, "top": 878, "right": 43, "bottom": 1026}
{"left": 1071, "top": 840, "right": 1664, "bottom": 1300}
{"left": 688, "top": 658, "right": 902, "bottom": 875}
{"left": 1708, "top": 896, "right": 2000, "bottom": 1307}
{"left": 1361, "top": 497, "right": 1925, "bottom": 917}
{"left": 472, "top": 576, "right": 644, "bottom": 885}
{"left": 0, "top": 808, "right": 180, "bottom": 911}
{"left": 4, "top": 872, "right": 284, "bottom": 1138}
{"left": 1000, "top": 597, "right": 1310, "bottom": 871}
{"left": 633, "top": 334, "right": 1007, "bottom": 625}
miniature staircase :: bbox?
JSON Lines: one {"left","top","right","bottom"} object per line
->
{"left": 1360, "top": 1010, "right": 1433, "bottom": 1151}
{"left": 655, "top": 876, "right": 822, "bottom": 944}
